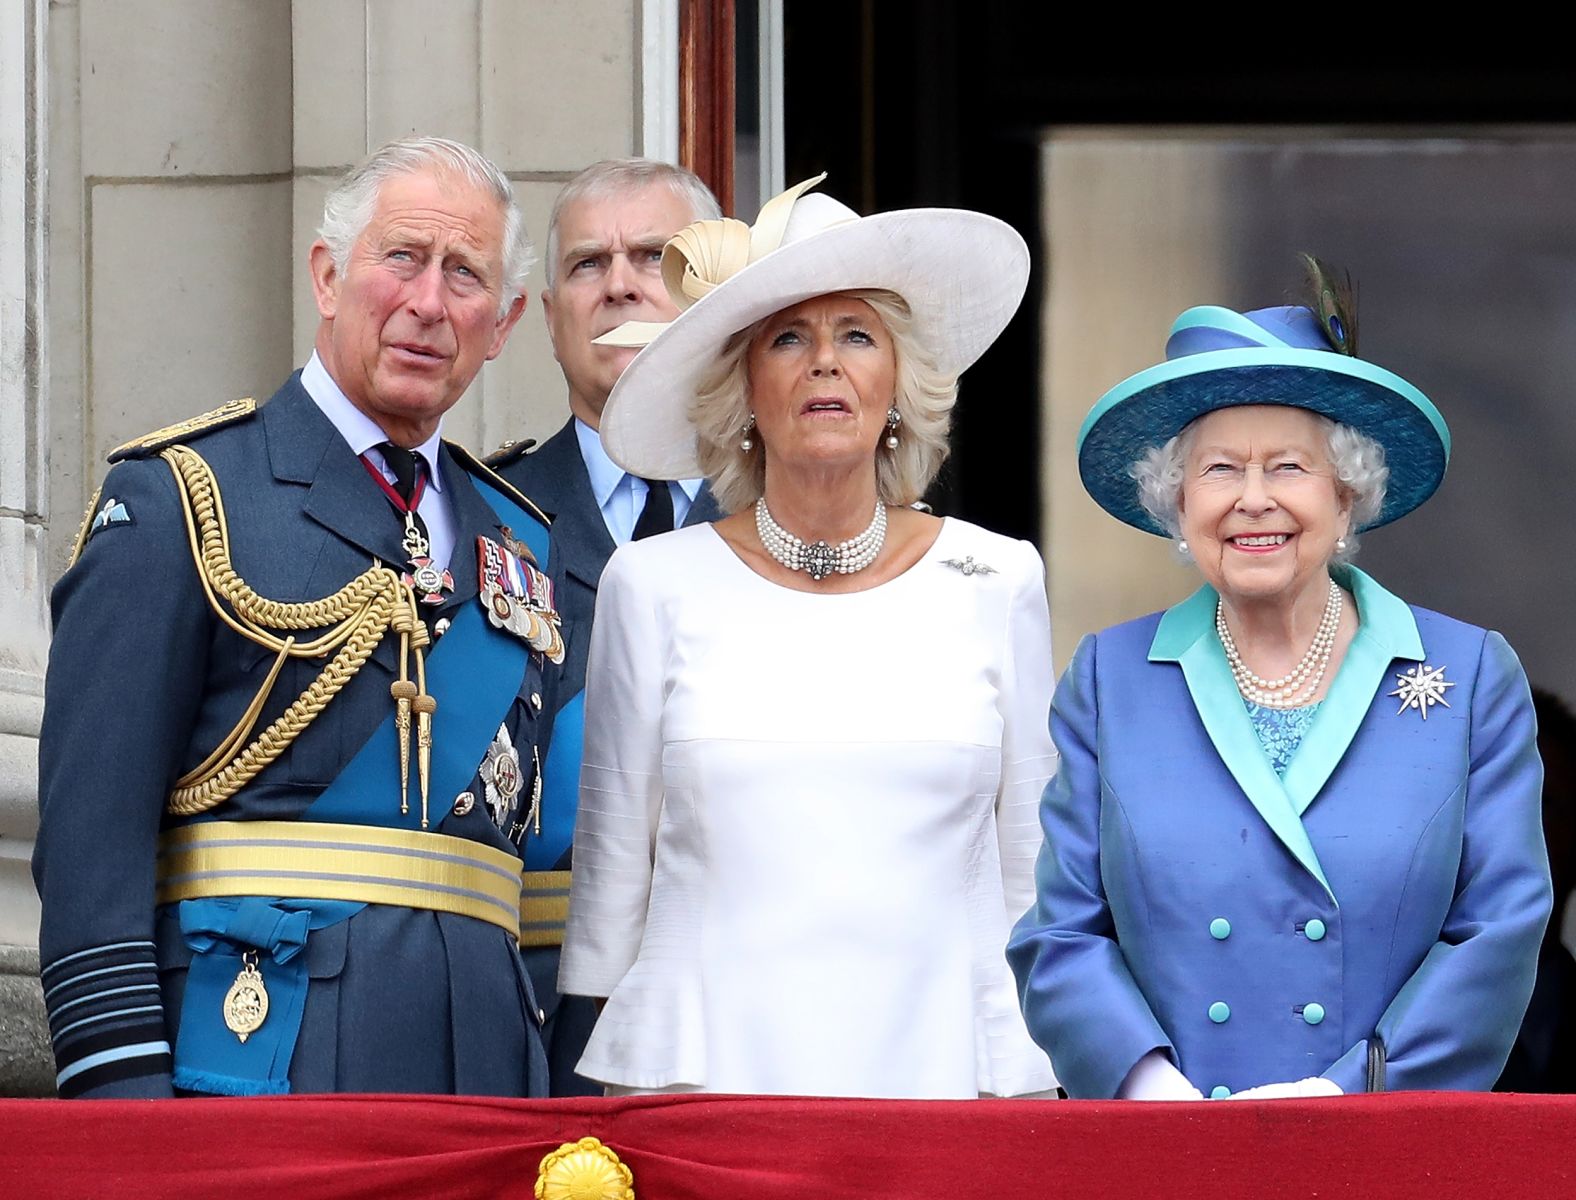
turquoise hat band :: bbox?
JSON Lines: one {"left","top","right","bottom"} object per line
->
{"left": 1077, "top": 346, "right": 1451, "bottom": 537}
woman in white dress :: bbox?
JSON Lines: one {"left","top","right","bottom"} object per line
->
{"left": 556, "top": 176, "right": 1058, "bottom": 1098}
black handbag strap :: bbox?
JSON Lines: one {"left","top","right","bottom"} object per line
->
{"left": 1366, "top": 1034, "right": 1388, "bottom": 1093}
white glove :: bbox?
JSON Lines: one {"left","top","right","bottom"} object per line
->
{"left": 1117, "top": 1050, "right": 1204, "bottom": 1101}
{"left": 1229, "top": 1077, "right": 1344, "bottom": 1100}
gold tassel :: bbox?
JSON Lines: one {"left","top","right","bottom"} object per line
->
{"left": 411, "top": 644, "right": 437, "bottom": 828}
{"left": 391, "top": 679, "right": 416, "bottom": 815}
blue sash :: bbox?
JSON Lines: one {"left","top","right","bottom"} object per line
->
{"left": 529, "top": 688, "right": 583, "bottom": 869}
{"left": 173, "top": 476, "right": 547, "bottom": 1095}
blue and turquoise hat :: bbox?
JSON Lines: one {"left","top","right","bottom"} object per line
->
{"left": 1076, "top": 304, "right": 1451, "bottom": 536}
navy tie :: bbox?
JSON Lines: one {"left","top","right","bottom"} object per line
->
{"left": 379, "top": 442, "right": 423, "bottom": 503}
{"left": 631, "top": 478, "right": 674, "bottom": 541}
{"left": 377, "top": 442, "right": 432, "bottom": 549}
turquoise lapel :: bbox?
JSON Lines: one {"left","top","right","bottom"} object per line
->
{"left": 1146, "top": 567, "right": 1425, "bottom": 904}
{"left": 1280, "top": 566, "right": 1424, "bottom": 817}
{"left": 1150, "top": 584, "right": 1335, "bottom": 900}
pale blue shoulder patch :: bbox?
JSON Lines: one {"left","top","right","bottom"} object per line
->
{"left": 88, "top": 496, "right": 132, "bottom": 538}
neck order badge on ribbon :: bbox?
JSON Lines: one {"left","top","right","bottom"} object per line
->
{"left": 359, "top": 453, "right": 453, "bottom": 604}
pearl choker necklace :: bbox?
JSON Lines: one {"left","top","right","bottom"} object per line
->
{"left": 1216, "top": 579, "right": 1343, "bottom": 708}
{"left": 755, "top": 500, "right": 887, "bottom": 581}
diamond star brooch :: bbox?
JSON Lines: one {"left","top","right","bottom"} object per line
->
{"left": 1389, "top": 663, "right": 1455, "bottom": 720}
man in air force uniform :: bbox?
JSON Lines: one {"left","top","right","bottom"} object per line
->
{"left": 35, "top": 137, "right": 559, "bottom": 1098}
{"left": 488, "top": 160, "right": 722, "bottom": 1093}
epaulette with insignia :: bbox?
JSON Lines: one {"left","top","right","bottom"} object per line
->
{"left": 482, "top": 437, "right": 537, "bottom": 469}
{"left": 107, "top": 397, "right": 256, "bottom": 463}
{"left": 446, "top": 441, "right": 554, "bottom": 528}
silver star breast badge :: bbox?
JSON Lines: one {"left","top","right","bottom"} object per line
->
{"left": 942, "top": 556, "right": 997, "bottom": 577}
{"left": 1389, "top": 663, "right": 1455, "bottom": 720}
{"left": 481, "top": 723, "right": 523, "bottom": 827}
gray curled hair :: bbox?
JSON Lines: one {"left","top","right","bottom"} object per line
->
{"left": 1131, "top": 412, "right": 1388, "bottom": 561}
{"left": 689, "top": 290, "right": 957, "bottom": 514}
{"left": 318, "top": 136, "right": 534, "bottom": 317}
{"left": 544, "top": 158, "right": 721, "bottom": 287}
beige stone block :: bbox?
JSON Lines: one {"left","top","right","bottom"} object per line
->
{"left": 47, "top": 0, "right": 88, "bottom": 583}
{"left": 366, "top": 0, "right": 481, "bottom": 148}
{"left": 88, "top": 181, "right": 293, "bottom": 461}
{"left": 1041, "top": 135, "right": 1219, "bottom": 670}
{"left": 292, "top": 0, "right": 368, "bottom": 168}
{"left": 292, "top": 175, "right": 333, "bottom": 364}
{"left": 480, "top": 0, "right": 637, "bottom": 172}
{"left": 81, "top": 0, "right": 292, "bottom": 178}
{"left": 472, "top": 180, "right": 569, "bottom": 455}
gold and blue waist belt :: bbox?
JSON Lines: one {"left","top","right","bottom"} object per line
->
{"left": 156, "top": 821, "right": 572, "bottom": 947}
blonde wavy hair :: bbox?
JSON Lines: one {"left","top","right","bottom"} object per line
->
{"left": 689, "top": 290, "right": 958, "bottom": 513}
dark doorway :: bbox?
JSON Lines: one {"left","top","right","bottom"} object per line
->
{"left": 781, "top": 7, "right": 1576, "bottom": 544}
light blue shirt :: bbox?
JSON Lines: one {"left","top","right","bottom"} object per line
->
{"left": 574, "top": 417, "right": 703, "bottom": 546}
{"left": 300, "top": 352, "right": 457, "bottom": 571}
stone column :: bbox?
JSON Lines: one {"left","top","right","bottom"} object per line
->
{"left": 0, "top": 0, "right": 54, "bottom": 1095}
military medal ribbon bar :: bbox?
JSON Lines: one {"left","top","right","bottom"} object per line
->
{"left": 477, "top": 536, "right": 565, "bottom": 664}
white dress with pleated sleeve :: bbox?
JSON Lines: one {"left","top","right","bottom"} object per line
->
{"left": 557, "top": 517, "right": 1058, "bottom": 1098}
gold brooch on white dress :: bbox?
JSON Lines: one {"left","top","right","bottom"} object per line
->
{"left": 1389, "top": 663, "right": 1455, "bottom": 720}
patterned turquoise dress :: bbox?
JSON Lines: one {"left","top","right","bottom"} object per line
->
{"left": 1245, "top": 701, "right": 1321, "bottom": 777}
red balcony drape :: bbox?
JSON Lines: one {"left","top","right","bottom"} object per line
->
{"left": 3, "top": 1092, "right": 1575, "bottom": 1199}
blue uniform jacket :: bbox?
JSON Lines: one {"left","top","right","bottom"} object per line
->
{"left": 34, "top": 376, "right": 553, "bottom": 1098}
{"left": 1008, "top": 566, "right": 1550, "bottom": 1099}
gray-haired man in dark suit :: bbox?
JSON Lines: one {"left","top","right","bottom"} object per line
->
{"left": 491, "top": 159, "right": 723, "bottom": 1094}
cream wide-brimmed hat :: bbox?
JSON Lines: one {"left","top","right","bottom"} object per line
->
{"left": 593, "top": 175, "right": 1031, "bottom": 480}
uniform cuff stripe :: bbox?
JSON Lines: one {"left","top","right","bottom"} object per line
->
{"left": 56, "top": 1040, "right": 171, "bottom": 1089}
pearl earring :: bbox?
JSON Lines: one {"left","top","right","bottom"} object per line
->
{"left": 1336, "top": 536, "right": 1349, "bottom": 554}
{"left": 884, "top": 405, "right": 902, "bottom": 450}
{"left": 1178, "top": 539, "right": 1190, "bottom": 557}
{"left": 740, "top": 414, "right": 756, "bottom": 452}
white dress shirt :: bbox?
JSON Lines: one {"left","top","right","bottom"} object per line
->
{"left": 300, "top": 352, "right": 457, "bottom": 570}
{"left": 574, "top": 417, "right": 703, "bottom": 546}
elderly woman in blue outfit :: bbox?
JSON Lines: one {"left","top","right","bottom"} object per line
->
{"left": 1008, "top": 277, "right": 1551, "bottom": 1100}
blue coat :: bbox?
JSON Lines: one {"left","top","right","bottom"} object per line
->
{"left": 493, "top": 418, "right": 720, "bottom": 1093}
{"left": 1007, "top": 566, "right": 1550, "bottom": 1099}
{"left": 35, "top": 376, "right": 553, "bottom": 1099}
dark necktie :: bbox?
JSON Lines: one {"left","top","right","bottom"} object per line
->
{"left": 379, "top": 442, "right": 423, "bottom": 503}
{"left": 377, "top": 442, "right": 432, "bottom": 548}
{"left": 631, "top": 477, "right": 674, "bottom": 541}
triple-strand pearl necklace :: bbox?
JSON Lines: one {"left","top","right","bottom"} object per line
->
{"left": 755, "top": 499, "right": 887, "bottom": 581}
{"left": 1216, "top": 579, "right": 1343, "bottom": 708}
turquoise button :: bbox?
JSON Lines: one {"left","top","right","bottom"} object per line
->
{"left": 1303, "top": 1002, "right": 1326, "bottom": 1026}
{"left": 1210, "top": 918, "right": 1231, "bottom": 940}
{"left": 1305, "top": 918, "right": 1327, "bottom": 941}
{"left": 1209, "top": 1001, "right": 1231, "bottom": 1024}
{"left": 1211, "top": 1086, "right": 1232, "bottom": 1099}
